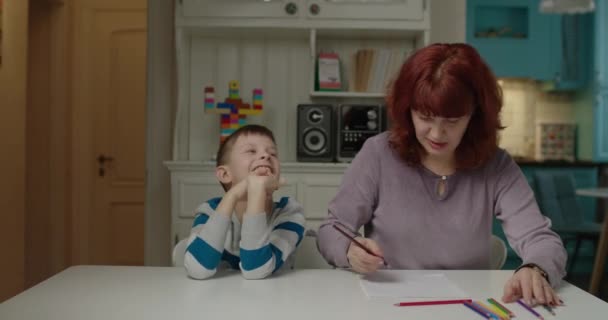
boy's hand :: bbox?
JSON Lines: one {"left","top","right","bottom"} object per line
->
{"left": 247, "top": 175, "right": 280, "bottom": 196}
{"left": 217, "top": 179, "right": 248, "bottom": 218}
{"left": 228, "top": 178, "right": 249, "bottom": 202}
{"left": 247, "top": 167, "right": 284, "bottom": 194}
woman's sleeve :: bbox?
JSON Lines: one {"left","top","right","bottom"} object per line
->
{"left": 493, "top": 154, "right": 567, "bottom": 286}
{"left": 317, "top": 138, "right": 380, "bottom": 268}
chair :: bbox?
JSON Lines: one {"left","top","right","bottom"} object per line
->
{"left": 172, "top": 238, "right": 189, "bottom": 267}
{"left": 490, "top": 235, "right": 507, "bottom": 269}
{"left": 292, "top": 229, "right": 334, "bottom": 269}
{"left": 534, "top": 172, "right": 601, "bottom": 276}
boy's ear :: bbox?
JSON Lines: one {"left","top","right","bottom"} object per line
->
{"left": 215, "top": 165, "right": 232, "bottom": 185}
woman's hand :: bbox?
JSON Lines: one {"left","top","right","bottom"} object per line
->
{"left": 502, "top": 266, "right": 562, "bottom": 306}
{"left": 346, "top": 237, "right": 385, "bottom": 274}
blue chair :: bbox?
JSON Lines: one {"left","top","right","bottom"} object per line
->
{"left": 534, "top": 172, "right": 602, "bottom": 276}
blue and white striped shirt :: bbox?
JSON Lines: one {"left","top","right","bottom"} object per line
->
{"left": 185, "top": 196, "right": 306, "bottom": 280}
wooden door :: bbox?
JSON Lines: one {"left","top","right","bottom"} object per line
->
{"left": 72, "top": 0, "right": 147, "bottom": 265}
{"left": 0, "top": 0, "right": 28, "bottom": 302}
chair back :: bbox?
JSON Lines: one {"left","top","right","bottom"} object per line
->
{"left": 490, "top": 235, "right": 507, "bottom": 269}
{"left": 172, "top": 238, "right": 189, "bottom": 267}
{"left": 292, "top": 229, "right": 334, "bottom": 269}
{"left": 534, "top": 172, "right": 584, "bottom": 228}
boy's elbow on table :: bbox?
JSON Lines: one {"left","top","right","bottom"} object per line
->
{"left": 184, "top": 254, "right": 217, "bottom": 280}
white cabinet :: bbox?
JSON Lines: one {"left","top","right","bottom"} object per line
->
{"left": 176, "top": 0, "right": 429, "bottom": 30}
{"left": 180, "top": 0, "right": 301, "bottom": 19}
{"left": 166, "top": 161, "right": 348, "bottom": 244}
{"left": 305, "top": 0, "right": 425, "bottom": 21}
{"left": 170, "top": 1, "right": 432, "bottom": 266}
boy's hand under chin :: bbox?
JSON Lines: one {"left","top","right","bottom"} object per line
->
{"left": 248, "top": 167, "right": 282, "bottom": 195}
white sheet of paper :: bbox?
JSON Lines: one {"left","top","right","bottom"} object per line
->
{"left": 359, "top": 271, "right": 469, "bottom": 299}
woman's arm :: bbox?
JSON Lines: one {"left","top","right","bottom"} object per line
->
{"left": 493, "top": 153, "right": 567, "bottom": 287}
{"left": 317, "top": 138, "right": 380, "bottom": 268}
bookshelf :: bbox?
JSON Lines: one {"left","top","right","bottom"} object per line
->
{"left": 308, "top": 28, "right": 428, "bottom": 99}
{"left": 309, "top": 91, "right": 384, "bottom": 98}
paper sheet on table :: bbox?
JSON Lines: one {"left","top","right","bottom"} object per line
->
{"left": 359, "top": 271, "right": 468, "bottom": 299}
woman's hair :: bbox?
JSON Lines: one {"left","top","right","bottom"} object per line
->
{"left": 386, "top": 43, "right": 503, "bottom": 169}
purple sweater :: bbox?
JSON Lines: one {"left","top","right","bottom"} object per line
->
{"left": 317, "top": 132, "right": 567, "bottom": 286}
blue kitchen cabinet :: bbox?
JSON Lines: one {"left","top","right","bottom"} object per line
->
{"left": 594, "top": 90, "right": 608, "bottom": 161}
{"left": 596, "top": 0, "right": 608, "bottom": 88}
{"left": 467, "top": 0, "right": 591, "bottom": 88}
{"left": 546, "top": 13, "right": 593, "bottom": 90}
{"left": 466, "top": 0, "right": 553, "bottom": 79}
{"left": 594, "top": 1, "right": 608, "bottom": 161}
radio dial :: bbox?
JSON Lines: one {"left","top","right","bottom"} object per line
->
{"left": 367, "top": 121, "right": 377, "bottom": 130}
{"left": 367, "top": 110, "right": 378, "bottom": 120}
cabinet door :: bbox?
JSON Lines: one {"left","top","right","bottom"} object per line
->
{"left": 546, "top": 14, "right": 593, "bottom": 90}
{"left": 596, "top": 0, "right": 608, "bottom": 86}
{"left": 305, "top": 0, "right": 424, "bottom": 21}
{"left": 594, "top": 90, "right": 608, "bottom": 161}
{"left": 181, "top": 0, "right": 300, "bottom": 19}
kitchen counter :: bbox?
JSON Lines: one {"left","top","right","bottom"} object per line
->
{"left": 514, "top": 158, "right": 605, "bottom": 167}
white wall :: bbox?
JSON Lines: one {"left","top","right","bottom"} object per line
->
{"left": 184, "top": 35, "right": 414, "bottom": 162}
{"left": 430, "top": 0, "right": 466, "bottom": 43}
{"left": 145, "top": 0, "right": 173, "bottom": 266}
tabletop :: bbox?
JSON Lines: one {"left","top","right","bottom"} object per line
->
{"left": 576, "top": 187, "right": 608, "bottom": 198}
{"left": 1, "top": 266, "right": 607, "bottom": 319}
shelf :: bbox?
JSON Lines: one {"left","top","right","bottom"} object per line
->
{"left": 310, "top": 91, "right": 385, "bottom": 98}
{"left": 164, "top": 161, "right": 351, "bottom": 174}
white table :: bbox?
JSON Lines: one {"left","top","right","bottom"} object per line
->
{"left": 1, "top": 266, "right": 607, "bottom": 319}
{"left": 575, "top": 187, "right": 608, "bottom": 295}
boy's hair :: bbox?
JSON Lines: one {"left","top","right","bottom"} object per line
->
{"left": 216, "top": 124, "right": 276, "bottom": 191}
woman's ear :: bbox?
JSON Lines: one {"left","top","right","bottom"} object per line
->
{"left": 216, "top": 165, "right": 232, "bottom": 185}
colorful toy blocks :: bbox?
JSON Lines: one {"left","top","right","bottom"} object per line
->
{"left": 204, "top": 81, "right": 264, "bottom": 143}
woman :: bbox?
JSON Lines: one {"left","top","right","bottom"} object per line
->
{"left": 317, "top": 43, "right": 566, "bottom": 306}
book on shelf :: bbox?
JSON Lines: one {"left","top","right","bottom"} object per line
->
{"left": 316, "top": 52, "right": 342, "bottom": 91}
{"left": 349, "top": 49, "right": 405, "bottom": 93}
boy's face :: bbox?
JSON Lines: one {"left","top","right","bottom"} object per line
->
{"left": 219, "top": 134, "right": 280, "bottom": 188}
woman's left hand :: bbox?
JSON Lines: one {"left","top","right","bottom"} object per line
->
{"left": 502, "top": 267, "right": 562, "bottom": 306}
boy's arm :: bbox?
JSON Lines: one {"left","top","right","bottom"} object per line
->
{"left": 239, "top": 197, "right": 306, "bottom": 280}
{"left": 184, "top": 194, "right": 239, "bottom": 280}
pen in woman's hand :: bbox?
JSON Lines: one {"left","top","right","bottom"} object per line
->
{"left": 332, "top": 224, "right": 387, "bottom": 266}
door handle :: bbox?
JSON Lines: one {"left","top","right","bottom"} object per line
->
{"left": 97, "top": 154, "right": 114, "bottom": 177}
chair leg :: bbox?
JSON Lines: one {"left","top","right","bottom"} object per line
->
{"left": 567, "top": 236, "right": 582, "bottom": 278}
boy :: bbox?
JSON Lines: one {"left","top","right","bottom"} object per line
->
{"left": 184, "top": 125, "right": 306, "bottom": 279}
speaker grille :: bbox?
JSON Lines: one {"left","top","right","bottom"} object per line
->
{"left": 297, "top": 104, "right": 334, "bottom": 162}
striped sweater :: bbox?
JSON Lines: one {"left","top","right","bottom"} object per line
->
{"left": 185, "top": 196, "right": 306, "bottom": 280}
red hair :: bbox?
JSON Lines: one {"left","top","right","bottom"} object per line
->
{"left": 386, "top": 43, "right": 503, "bottom": 169}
